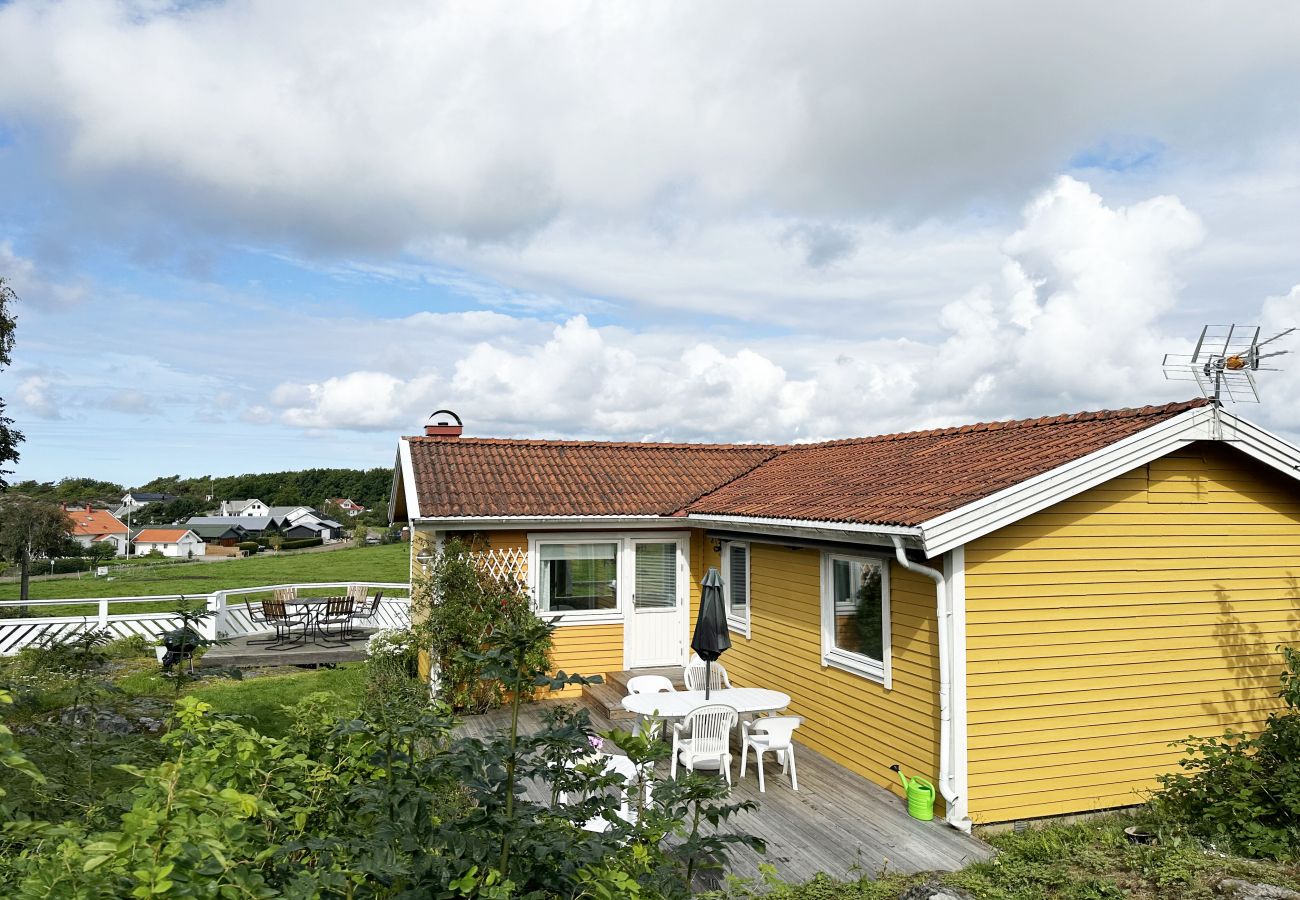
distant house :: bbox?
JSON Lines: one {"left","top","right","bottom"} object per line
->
{"left": 283, "top": 522, "right": 328, "bottom": 540}
{"left": 120, "top": 491, "right": 179, "bottom": 512}
{"left": 218, "top": 499, "right": 270, "bottom": 517}
{"left": 326, "top": 498, "right": 368, "bottom": 517}
{"left": 63, "top": 504, "right": 129, "bottom": 556}
{"left": 185, "top": 515, "right": 283, "bottom": 536}
{"left": 132, "top": 528, "right": 206, "bottom": 558}
{"left": 186, "top": 522, "right": 251, "bottom": 547}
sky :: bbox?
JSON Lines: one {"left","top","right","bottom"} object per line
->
{"left": 1, "top": 0, "right": 1299, "bottom": 486}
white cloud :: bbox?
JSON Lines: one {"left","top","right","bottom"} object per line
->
{"left": 0, "top": 1, "right": 1298, "bottom": 251}
{"left": 0, "top": 242, "right": 90, "bottom": 309}
{"left": 263, "top": 178, "right": 1300, "bottom": 442}
{"left": 16, "top": 374, "right": 63, "bottom": 419}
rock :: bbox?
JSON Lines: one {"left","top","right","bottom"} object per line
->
{"left": 899, "top": 882, "right": 976, "bottom": 900}
{"left": 1216, "top": 879, "right": 1300, "bottom": 900}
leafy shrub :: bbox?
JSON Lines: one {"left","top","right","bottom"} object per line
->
{"left": 236, "top": 540, "right": 260, "bottom": 555}
{"left": 1152, "top": 645, "right": 1300, "bottom": 859}
{"left": 103, "top": 634, "right": 154, "bottom": 659}
{"left": 0, "top": 616, "right": 761, "bottom": 898}
{"left": 280, "top": 537, "right": 323, "bottom": 550}
{"left": 41, "top": 557, "right": 91, "bottom": 575}
{"left": 414, "top": 537, "right": 551, "bottom": 713}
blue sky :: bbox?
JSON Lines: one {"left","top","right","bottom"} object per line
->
{"left": 1, "top": 1, "right": 1299, "bottom": 487}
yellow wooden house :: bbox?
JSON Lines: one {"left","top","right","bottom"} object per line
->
{"left": 389, "top": 399, "right": 1300, "bottom": 830}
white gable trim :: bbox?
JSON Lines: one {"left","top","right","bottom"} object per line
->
{"left": 919, "top": 405, "right": 1300, "bottom": 557}
{"left": 394, "top": 439, "right": 421, "bottom": 522}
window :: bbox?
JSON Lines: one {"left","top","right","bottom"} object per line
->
{"left": 537, "top": 542, "right": 619, "bottom": 613}
{"left": 820, "top": 552, "right": 890, "bottom": 685}
{"left": 634, "top": 542, "right": 678, "bottom": 609}
{"left": 723, "top": 542, "right": 750, "bottom": 634}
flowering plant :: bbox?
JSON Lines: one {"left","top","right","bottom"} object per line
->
{"left": 366, "top": 628, "right": 416, "bottom": 660}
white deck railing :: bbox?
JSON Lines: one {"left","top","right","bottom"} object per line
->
{"left": 0, "top": 581, "right": 412, "bottom": 655}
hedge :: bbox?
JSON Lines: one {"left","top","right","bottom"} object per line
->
{"left": 237, "top": 541, "right": 260, "bottom": 554}
{"left": 279, "top": 537, "right": 323, "bottom": 550}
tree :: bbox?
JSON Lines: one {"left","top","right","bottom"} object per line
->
{"left": 0, "top": 278, "right": 22, "bottom": 489}
{"left": 0, "top": 497, "right": 74, "bottom": 604}
{"left": 86, "top": 540, "right": 117, "bottom": 570}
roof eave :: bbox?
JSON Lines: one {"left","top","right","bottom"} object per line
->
{"left": 917, "top": 404, "right": 1300, "bottom": 557}
{"left": 409, "top": 514, "right": 679, "bottom": 531}
{"left": 684, "top": 512, "right": 924, "bottom": 547}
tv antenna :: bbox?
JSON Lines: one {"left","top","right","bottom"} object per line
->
{"left": 1163, "top": 324, "right": 1295, "bottom": 405}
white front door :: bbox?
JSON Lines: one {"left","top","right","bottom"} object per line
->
{"left": 624, "top": 537, "right": 689, "bottom": 668}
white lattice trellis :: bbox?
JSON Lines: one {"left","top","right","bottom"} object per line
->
{"left": 471, "top": 546, "right": 529, "bottom": 584}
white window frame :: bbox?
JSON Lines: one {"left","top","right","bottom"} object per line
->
{"left": 820, "top": 550, "right": 892, "bottom": 688}
{"left": 528, "top": 534, "right": 624, "bottom": 626}
{"left": 722, "top": 541, "right": 751, "bottom": 638}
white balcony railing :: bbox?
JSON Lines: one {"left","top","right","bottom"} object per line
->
{"left": 0, "top": 581, "right": 412, "bottom": 656}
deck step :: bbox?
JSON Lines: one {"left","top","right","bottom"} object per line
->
{"left": 581, "top": 681, "right": 637, "bottom": 722}
{"left": 604, "top": 667, "right": 686, "bottom": 694}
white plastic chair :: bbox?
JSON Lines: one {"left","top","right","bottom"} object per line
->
{"left": 626, "top": 674, "right": 677, "bottom": 737}
{"left": 626, "top": 674, "right": 677, "bottom": 695}
{"left": 683, "top": 655, "right": 732, "bottom": 692}
{"left": 558, "top": 753, "right": 646, "bottom": 833}
{"left": 671, "top": 704, "right": 738, "bottom": 783}
{"left": 740, "top": 715, "right": 802, "bottom": 792}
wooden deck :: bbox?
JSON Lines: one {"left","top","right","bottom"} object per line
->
{"left": 457, "top": 699, "right": 992, "bottom": 885}
{"left": 200, "top": 629, "right": 379, "bottom": 667}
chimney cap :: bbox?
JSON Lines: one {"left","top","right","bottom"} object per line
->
{"left": 425, "top": 408, "right": 464, "bottom": 438}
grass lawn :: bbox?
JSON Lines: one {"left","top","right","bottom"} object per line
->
{"left": 0, "top": 543, "right": 410, "bottom": 616}
{"left": 110, "top": 660, "right": 369, "bottom": 737}
{"left": 189, "top": 664, "right": 368, "bottom": 736}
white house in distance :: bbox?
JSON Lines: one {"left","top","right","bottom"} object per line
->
{"left": 119, "top": 491, "right": 179, "bottom": 513}
{"left": 63, "top": 504, "right": 129, "bottom": 556}
{"left": 218, "top": 499, "right": 270, "bottom": 517}
{"left": 132, "top": 528, "right": 207, "bottom": 558}
{"left": 326, "top": 497, "right": 368, "bottom": 517}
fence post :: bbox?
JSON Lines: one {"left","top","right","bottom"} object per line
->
{"left": 98, "top": 599, "right": 109, "bottom": 630}
{"left": 209, "top": 592, "right": 226, "bottom": 640}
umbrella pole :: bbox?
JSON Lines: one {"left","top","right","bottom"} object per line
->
{"left": 705, "top": 660, "right": 712, "bottom": 700}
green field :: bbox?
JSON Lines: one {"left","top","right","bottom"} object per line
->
{"left": 0, "top": 543, "right": 410, "bottom": 616}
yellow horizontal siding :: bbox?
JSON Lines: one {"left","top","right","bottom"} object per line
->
{"left": 701, "top": 541, "right": 941, "bottom": 806}
{"left": 965, "top": 443, "right": 1300, "bottom": 823}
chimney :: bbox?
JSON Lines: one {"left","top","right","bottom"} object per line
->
{"left": 424, "top": 409, "right": 464, "bottom": 438}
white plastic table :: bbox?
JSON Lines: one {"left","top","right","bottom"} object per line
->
{"left": 620, "top": 687, "right": 792, "bottom": 720}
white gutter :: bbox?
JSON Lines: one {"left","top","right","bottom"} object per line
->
{"left": 409, "top": 515, "right": 671, "bottom": 529}
{"left": 890, "top": 534, "right": 971, "bottom": 832}
{"left": 687, "top": 513, "right": 923, "bottom": 543}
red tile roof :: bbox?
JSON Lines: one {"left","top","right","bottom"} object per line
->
{"left": 403, "top": 399, "right": 1209, "bottom": 526}
{"left": 133, "top": 528, "right": 195, "bottom": 543}
{"left": 688, "top": 399, "right": 1210, "bottom": 526}
{"left": 405, "top": 437, "right": 780, "bottom": 518}
{"left": 66, "top": 508, "right": 128, "bottom": 537}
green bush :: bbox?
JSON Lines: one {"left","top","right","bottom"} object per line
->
{"left": 236, "top": 540, "right": 260, "bottom": 555}
{"left": 39, "top": 557, "right": 93, "bottom": 575}
{"left": 279, "top": 537, "right": 323, "bottom": 550}
{"left": 0, "top": 616, "right": 761, "bottom": 898}
{"left": 414, "top": 537, "right": 551, "bottom": 713}
{"left": 1152, "top": 645, "right": 1300, "bottom": 859}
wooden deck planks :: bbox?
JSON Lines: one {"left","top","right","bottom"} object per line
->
{"left": 455, "top": 700, "right": 991, "bottom": 884}
{"left": 200, "top": 629, "right": 380, "bottom": 667}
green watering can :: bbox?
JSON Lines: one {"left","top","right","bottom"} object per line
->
{"left": 890, "top": 764, "right": 936, "bottom": 821}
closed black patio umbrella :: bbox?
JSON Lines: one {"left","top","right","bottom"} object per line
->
{"left": 692, "top": 567, "right": 731, "bottom": 700}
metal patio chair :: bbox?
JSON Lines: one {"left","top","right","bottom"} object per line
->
{"left": 262, "top": 595, "right": 308, "bottom": 650}
{"left": 671, "top": 703, "right": 738, "bottom": 783}
{"left": 740, "top": 715, "right": 803, "bottom": 792}
{"left": 344, "top": 585, "right": 382, "bottom": 638}
{"left": 316, "top": 595, "right": 357, "bottom": 646}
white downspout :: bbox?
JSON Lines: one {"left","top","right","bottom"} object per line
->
{"left": 891, "top": 535, "right": 971, "bottom": 832}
